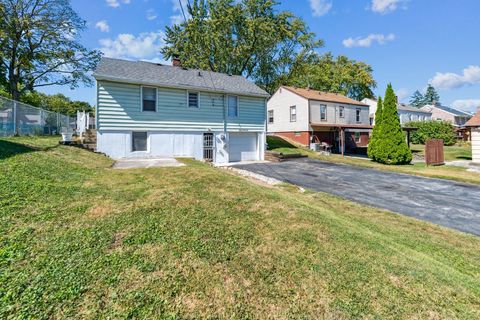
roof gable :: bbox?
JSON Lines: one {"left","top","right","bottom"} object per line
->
{"left": 282, "top": 86, "right": 367, "bottom": 107}
{"left": 465, "top": 110, "right": 480, "bottom": 127}
{"left": 425, "top": 104, "right": 471, "bottom": 117}
{"left": 93, "top": 57, "right": 269, "bottom": 98}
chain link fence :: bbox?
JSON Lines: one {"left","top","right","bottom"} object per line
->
{"left": 0, "top": 96, "right": 74, "bottom": 137}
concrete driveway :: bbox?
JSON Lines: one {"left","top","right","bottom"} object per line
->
{"left": 234, "top": 158, "right": 480, "bottom": 236}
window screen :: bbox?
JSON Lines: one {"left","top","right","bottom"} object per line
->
{"left": 290, "top": 106, "right": 296, "bottom": 122}
{"left": 268, "top": 110, "right": 274, "bottom": 123}
{"left": 188, "top": 92, "right": 199, "bottom": 108}
{"left": 132, "top": 132, "right": 147, "bottom": 152}
{"left": 339, "top": 106, "right": 345, "bottom": 118}
{"left": 142, "top": 87, "right": 156, "bottom": 112}
{"left": 320, "top": 105, "right": 327, "bottom": 121}
{"left": 356, "top": 108, "right": 361, "bottom": 122}
{"left": 228, "top": 96, "right": 238, "bottom": 117}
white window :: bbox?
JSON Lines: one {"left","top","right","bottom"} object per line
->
{"left": 132, "top": 132, "right": 147, "bottom": 152}
{"left": 290, "top": 106, "right": 296, "bottom": 122}
{"left": 320, "top": 105, "right": 327, "bottom": 121}
{"left": 228, "top": 96, "right": 238, "bottom": 117}
{"left": 356, "top": 108, "right": 361, "bottom": 123}
{"left": 354, "top": 132, "right": 361, "bottom": 143}
{"left": 339, "top": 106, "right": 345, "bottom": 118}
{"left": 142, "top": 87, "right": 156, "bottom": 112}
{"left": 268, "top": 110, "right": 274, "bottom": 124}
{"left": 188, "top": 92, "right": 199, "bottom": 108}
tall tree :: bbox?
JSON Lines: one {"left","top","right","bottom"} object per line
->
{"left": 367, "top": 96, "right": 383, "bottom": 160}
{"left": 423, "top": 84, "right": 440, "bottom": 105}
{"left": 284, "top": 53, "right": 376, "bottom": 100}
{"left": 409, "top": 90, "right": 425, "bottom": 108}
{"left": 375, "top": 84, "right": 412, "bottom": 165}
{"left": 161, "top": 0, "right": 322, "bottom": 94}
{"left": 0, "top": 0, "right": 101, "bottom": 101}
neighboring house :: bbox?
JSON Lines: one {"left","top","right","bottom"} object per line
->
{"left": 421, "top": 104, "right": 471, "bottom": 127}
{"left": 267, "top": 86, "right": 371, "bottom": 153}
{"left": 465, "top": 109, "right": 480, "bottom": 163}
{"left": 93, "top": 57, "right": 269, "bottom": 163}
{"left": 362, "top": 98, "right": 432, "bottom": 125}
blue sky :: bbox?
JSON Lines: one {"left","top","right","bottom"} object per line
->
{"left": 40, "top": 0, "right": 480, "bottom": 112}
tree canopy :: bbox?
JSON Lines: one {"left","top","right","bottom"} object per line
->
{"left": 0, "top": 0, "right": 101, "bottom": 101}
{"left": 162, "top": 0, "right": 322, "bottom": 94}
{"left": 423, "top": 84, "right": 440, "bottom": 105}
{"left": 283, "top": 53, "right": 376, "bottom": 100}
{"left": 162, "top": 0, "right": 376, "bottom": 99}
{"left": 18, "top": 91, "right": 94, "bottom": 116}
{"left": 409, "top": 90, "right": 424, "bottom": 108}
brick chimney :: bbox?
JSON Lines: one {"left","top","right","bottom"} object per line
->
{"left": 172, "top": 56, "right": 182, "bottom": 67}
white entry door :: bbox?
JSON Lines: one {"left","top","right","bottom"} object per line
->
{"left": 229, "top": 133, "right": 258, "bottom": 162}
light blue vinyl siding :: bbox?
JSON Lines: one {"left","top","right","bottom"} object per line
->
{"left": 97, "top": 80, "right": 265, "bottom": 132}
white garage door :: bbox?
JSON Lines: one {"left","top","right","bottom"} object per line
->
{"left": 229, "top": 133, "right": 258, "bottom": 162}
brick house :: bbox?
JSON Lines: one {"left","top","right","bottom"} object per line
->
{"left": 267, "top": 86, "right": 371, "bottom": 154}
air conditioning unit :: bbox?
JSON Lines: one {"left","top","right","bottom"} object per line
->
{"left": 310, "top": 143, "right": 321, "bottom": 152}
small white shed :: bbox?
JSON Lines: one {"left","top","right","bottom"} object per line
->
{"left": 465, "top": 109, "right": 480, "bottom": 163}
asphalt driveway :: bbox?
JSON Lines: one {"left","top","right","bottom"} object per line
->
{"left": 234, "top": 158, "right": 480, "bottom": 236}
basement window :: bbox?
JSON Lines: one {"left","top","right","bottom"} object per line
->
{"left": 132, "top": 132, "right": 148, "bottom": 152}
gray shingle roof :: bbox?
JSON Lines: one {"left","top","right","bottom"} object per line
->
{"left": 93, "top": 57, "right": 269, "bottom": 98}
{"left": 434, "top": 104, "right": 471, "bottom": 116}
{"left": 398, "top": 104, "right": 432, "bottom": 114}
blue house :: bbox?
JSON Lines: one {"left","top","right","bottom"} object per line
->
{"left": 93, "top": 58, "right": 269, "bottom": 164}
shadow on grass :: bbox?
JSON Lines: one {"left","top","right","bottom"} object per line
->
{"left": 267, "top": 135, "right": 297, "bottom": 150}
{"left": 456, "top": 156, "right": 473, "bottom": 160}
{"left": 0, "top": 139, "right": 58, "bottom": 160}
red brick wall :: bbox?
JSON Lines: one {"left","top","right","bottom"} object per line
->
{"left": 274, "top": 131, "right": 310, "bottom": 146}
{"left": 345, "top": 132, "right": 370, "bottom": 148}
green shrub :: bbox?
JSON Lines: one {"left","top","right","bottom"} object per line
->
{"left": 374, "top": 84, "right": 412, "bottom": 165}
{"left": 405, "top": 120, "right": 456, "bottom": 146}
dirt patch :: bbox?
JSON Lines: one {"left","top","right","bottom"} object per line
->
{"left": 108, "top": 232, "right": 127, "bottom": 252}
{"left": 87, "top": 204, "right": 114, "bottom": 219}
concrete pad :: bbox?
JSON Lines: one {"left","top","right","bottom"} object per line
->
{"left": 113, "top": 158, "right": 185, "bottom": 169}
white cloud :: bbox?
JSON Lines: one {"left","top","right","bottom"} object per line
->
{"left": 99, "top": 31, "right": 166, "bottom": 60}
{"left": 309, "top": 0, "right": 332, "bottom": 17}
{"left": 370, "top": 0, "right": 407, "bottom": 14}
{"left": 146, "top": 9, "right": 158, "bottom": 21}
{"left": 171, "top": 0, "right": 190, "bottom": 25}
{"left": 343, "top": 33, "right": 395, "bottom": 48}
{"left": 452, "top": 99, "right": 480, "bottom": 113}
{"left": 429, "top": 66, "right": 480, "bottom": 90}
{"left": 106, "top": 0, "right": 130, "bottom": 8}
{"left": 95, "top": 20, "right": 110, "bottom": 33}
{"left": 397, "top": 88, "right": 409, "bottom": 101}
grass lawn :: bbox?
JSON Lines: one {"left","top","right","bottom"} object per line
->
{"left": 1, "top": 136, "right": 480, "bottom": 319}
{"left": 410, "top": 143, "right": 472, "bottom": 162}
{"left": 268, "top": 136, "right": 480, "bottom": 185}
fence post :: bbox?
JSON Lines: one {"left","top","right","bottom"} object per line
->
{"left": 13, "top": 100, "right": 17, "bottom": 135}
